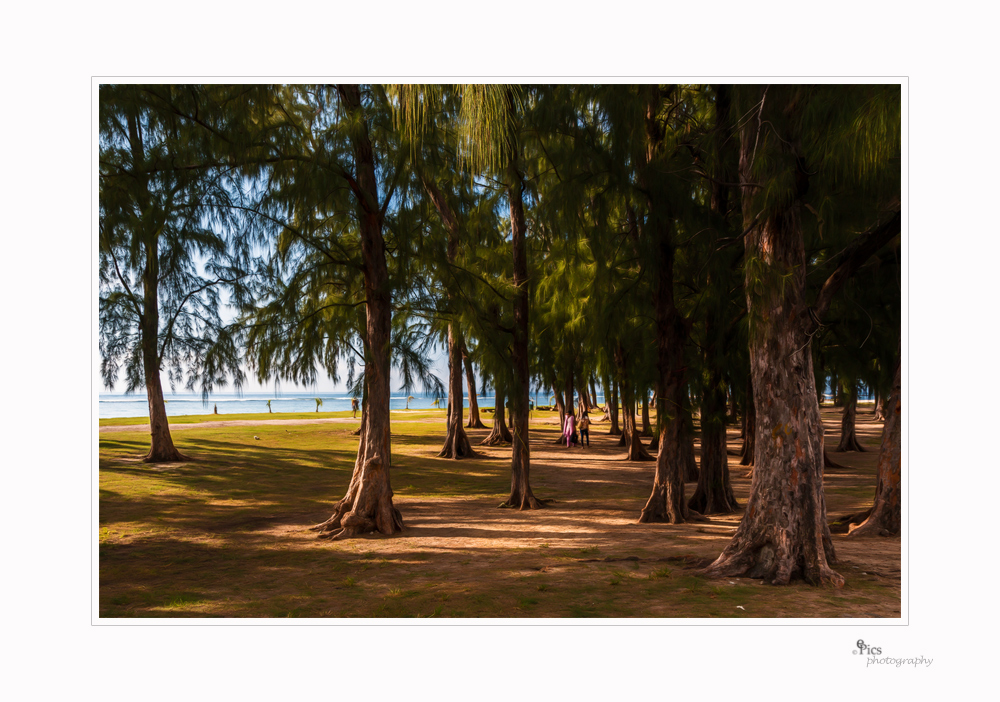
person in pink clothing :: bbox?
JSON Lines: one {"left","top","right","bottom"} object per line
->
{"left": 562, "top": 412, "right": 576, "bottom": 447}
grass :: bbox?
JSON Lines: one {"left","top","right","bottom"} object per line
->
{"left": 99, "top": 407, "right": 901, "bottom": 618}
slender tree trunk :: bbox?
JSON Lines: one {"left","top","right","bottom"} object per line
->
{"left": 501, "top": 94, "right": 543, "bottom": 509}
{"left": 128, "top": 109, "right": 186, "bottom": 464}
{"left": 590, "top": 378, "right": 599, "bottom": 410}
{"left": 463, "top": 346, "right": 486, "bottom": 429}
{"left": 706, "top": 87, "right": 842, "bottom": 584}
{"left": 835, "top": 382, "right": 866, "bottom": 452}
{"left": 640, "top": 392, "right": 653, "bottom": 437}
{"left": 848, "top": 357, "right": 901, "bottom": 537}
{"left": 481, "top": 387, "right": 513, "bottom": 445}
{"left": 615, "top": 351, "right": 653, "bottom": 460}
{"left": 552, "top": 386, "right": 567, "bottom": 444}
{"left": 312, "top": 84, "right": 402, "bottom": 540}
{"left": 565, "top": 370, "right": 575, "bottom": 422}
{"left": 608, "top": 380, "right": 622, "bottom": 434}
{"left": 439, "top": 325, "right": 475, "bottom": 458}
{"left": 739, "top": 372, "right": 756, "bottom": 466}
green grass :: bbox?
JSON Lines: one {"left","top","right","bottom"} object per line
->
{"left": 99, "top": 411, "right": 901, "bottom": 618}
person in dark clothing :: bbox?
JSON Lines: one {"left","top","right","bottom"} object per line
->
{"left": 579, "top": 411, "right": 590, "bottom": 448}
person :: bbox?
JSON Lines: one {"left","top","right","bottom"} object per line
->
{"left": 562, "top": 412, "right": 576, "bottom": 447}
{"left": 579, "top": 410, "right": 590, "bottom": 448}
{"left": 351, "top": 397, "right": 359, "bottom": 418}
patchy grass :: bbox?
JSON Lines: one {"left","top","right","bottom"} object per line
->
{"left": 99, "top": 407, "right": 901, "bottom": 618}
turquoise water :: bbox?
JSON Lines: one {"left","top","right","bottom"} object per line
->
{"left": 99, "top": 392, "right": 494, "bottom": 420}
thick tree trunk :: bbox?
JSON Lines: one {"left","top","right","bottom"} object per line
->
{"left": 439, "top": 325, "right": 475, "bottom": 458}
{"left": 848, "top": 358, "right": 901, "bottom": 537}
{"left": 835, "top": 382, "right": 866, "bottom": 452}
{"left": 690, "top": 371, "right": 738, "bottom": 514}
{"left": 680, "top": 414, "right": 699, "bottom": 482}
{"left": 565, "top": 370, "right": 575, "bottom": 421}
{"left": 481, "top": 387, "right": 513, "bottom": 445}
{"left": 872, "top": 390, "right": 885, "bottom": 420}
{"left": 705, "top": 89, "right": 841, "bottom": 584}
{"left": 501, "top": 104, "right": 543, "bottom": 510}
{"left": 312, "top": 84, "right": 401, "bottom": 539}
{"left": 463, "top": 347, "right": 486, "bottom": 429}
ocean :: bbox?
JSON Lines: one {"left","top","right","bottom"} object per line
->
{"left": 98, "top": 391, "right": 498, "bottom": 420}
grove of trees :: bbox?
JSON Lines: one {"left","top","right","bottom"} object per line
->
{"left": 100, "top": 83, "right": 901, "bottom": 584}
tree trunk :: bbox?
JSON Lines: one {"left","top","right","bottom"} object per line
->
{"left": 590, "top": 378, "right": 599, "bottom": 410}
{"left": 501, "top": 96, "right": 543, "bottom": 510}
{"left": 439, "top": 325, "right": 475, "bottom": 458}
{"left": 552, "top": 386, "right": 567, "bottom": 444}
{"left": 481, "top": 387, "right": 513, "bottom": 445}
{"left": 463, "top": 346, "right": 486, "bottom": 429}
{"left": 640, "top": 392, "right": 653, "bottom": 437}
{"left": 848, "top": 357, "right": 901, "bottom": 537}
{"left": 128, "top": 108, "right": 186, "bottom": 464}
{"left": 608, "top": 380, "right": 622, "bottom": 434}
{"left": 705, "top": 88, "right": 841, "bottom": 584}
{"left": 739, "top": 372, "right": 756, "bottom": 466}
{"left": 835, "top": 382, "right": 866, "bottom": 452}
{"left": 873, "top": 393, "right": 886, "bottom": 421}
{"left": 565, "top": 370, "right": 575, "bottom": 419}
{"left": 690, "top": 370, "right": 738, "bottom": 514}
{"left": 616, "top": 350, "right": 653, "bottom": 461}
{"left": 680, "top": 412, "right": 699, "bottom": 482}
{"left": 312, "top": 84, "right": 402, "bottom": 539}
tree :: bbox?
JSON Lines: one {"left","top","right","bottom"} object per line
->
{"left": 705, "top": 85, "right": 900, "bottom": 584}
{"left": 848, "top": 353, "right": 901, "bottom": 536}
{"left": 99, "top": 85, "right": 263, "bottom": 462}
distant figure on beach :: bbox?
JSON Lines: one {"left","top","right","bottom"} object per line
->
{"left": 563, "top": 412, "right": 576, "bottom": 447}
{"left": 213, "top": 404, "right": 218, "bottom": 415}
{"left": 579, "top": 411, "right": 590, "bottom": 448}
{"left": 351, "top": 397, "right": 359, "bottom": 418}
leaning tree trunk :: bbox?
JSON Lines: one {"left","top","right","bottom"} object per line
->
{"left": 590, "top": 379, "right": 599, "bottom": 410}
{"left": 439, "top": 325, "right": 475, "bottom": 458}
{"left": 848, "top": 357, "right": 901, "bottom": 537}
{"left": 311, "top": 84, "right": 402, "bottom": 540}
{"left": 129, "top": 109, "right": 186, "bottom": 464}
{"left": 141, "top": 296, "right": 187, "bottom": 463}
{"left": 501, "top": 105, "right": 544, "bottom": 510}
{"left": 835, "top": 382, "right": 866, "bottom": 452}
{"left": 463, "top": 347, "right": 486, "bottom": 429}
{"left": 481, "top": 387, "right": 513, "bottom": 445}
{"left": 705, "top": 90, "right": 841, "bottom": 584}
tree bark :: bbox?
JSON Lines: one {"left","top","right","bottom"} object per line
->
{"left": 848, "top": 357, "right": 901, "bottom": 537}
{"left": 607, "top": 380, "right": 622, "bottom": 434}
{"left": 873, "top": 392, "right": 886, "bottom": 421}
{"left": 616, "top": 349, "right": 654, "bottom": 461}
{"left": 552, "top": 386, "right": 567, "bottom": 444}
{"left": 640, "top": 392, "right": 653, "bottom": 437}
{"left": 439, "top": 325, "right": 475, "bottom": 458}
{"left": 312, "top": 84, "right": 402, "bottom": 539}
{"left": 126, "top": 108, "right": 187, "bottom": 464}
{"left": 739, "top": 372, "right": 756, "bottom": 466}
{"left": 835, "top": 382, "right": 866, "bottom": 452}
{"left": 690, "top": 369, "right": 738, "bottom": 514}
{"left": 481, "top": 387, "right": 513, "bottom": 445}
{"left": 463, "top": 346, "right": 486, "bottom": 429}
{"left": 501, "top": 91, "right": 543, "bottom": 509}
{"left": 705, "top": 87, "right": 841, "bottom": 584}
